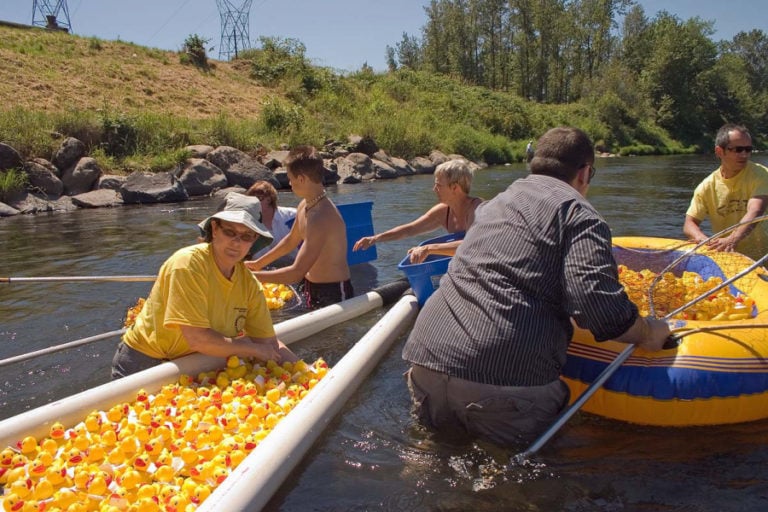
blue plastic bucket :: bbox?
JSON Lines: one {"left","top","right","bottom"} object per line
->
{"left": 397, "top": 232, "right": 464, "bottom": 306}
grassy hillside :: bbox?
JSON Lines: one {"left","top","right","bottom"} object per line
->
{"left": 0, "top": 24, "right": 692, "bottom": 177}
{"left": 0, "top": 24, "right": 269, "bottom": 120}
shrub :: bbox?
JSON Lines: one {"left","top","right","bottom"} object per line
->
{"left": 0, "top": 168, "right": 28, "bottom": 202}
{"left": 180, "top": 34, "right": 209, "bottom": 69}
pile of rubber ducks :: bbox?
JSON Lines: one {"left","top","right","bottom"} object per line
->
{"left": 260, "top": 283, "right": 296, "bottom": 310}
{"left": 618, "top": 264, "right": 754, "bottom": 320}
{"left": 0, "top": 355, "right": 329, "bottom": 511}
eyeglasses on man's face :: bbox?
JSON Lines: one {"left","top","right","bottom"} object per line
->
{"left": 726, "top": 146, "right": 753, "bottom": 154}
{"left": 216, "top": 222, "right": 258, "bottom": 244}
{"left": 588, "top": 165, "right": 596, "bottom": 183}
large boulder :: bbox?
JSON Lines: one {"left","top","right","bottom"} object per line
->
{"left": 175, "top": 158, "right": 228, "bottom": 196}
{"left": 222, "top": 160, "right": 273, "bottom": 189}
{"left": 120, "top": 171, "right": 189, "bottom": 204}
{"left": 24, "top": 158, "right": 63, "bottom": 197}
{"left": 71, "top": 189, "right": 123, "bottom": 208}
{"left": 206, "top": 146, "right": 249, "bottom": 172}
{"left": 0, "top": 143, "right": 22, "bottom": 171}
{"left": 409, "top": 156, "right": 436, "bottom": 175}
{"left": 184, "top": 144, "right": 215, "bottom": 158}
{"left": 346, "top": 135, "right": 379, "bottom": 156}
{"left": 52, "top": 137, "right": 86, "bottom": 172}
{"left": 62, "top": 157, "right": 102, "bottom": 195}
{"left": 429, "top": 150, "right": 450, "bottom": 166}
{"left": 4, "top": 191, "right": 75, "bottom": 214}
{"left": 98, "top": 174, "right": 127, "bottom": 191}
{"left": 260, "top": 150, "right": 289, "bottom": 170}
{"left": 335, "top": 153, "right": 375, "bottom": 183}
{"left": 0, "top": 201, "right": 19, "bottom": 217}
{"left": 390, "top": 157, "right": 415, "bottom": 177}
{"left": 370, "top": 159, "right": 399, "bottom": 180}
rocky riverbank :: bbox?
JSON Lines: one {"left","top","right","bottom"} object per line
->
{"left": 0, "top": 135, "right": 483, "bottom": 217}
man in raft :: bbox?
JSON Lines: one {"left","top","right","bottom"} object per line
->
{"left": 402, "top": 126, "right": 671, "bottom": 446}
{"left": 684, "top": 123, "right": 768, "bottom": 261}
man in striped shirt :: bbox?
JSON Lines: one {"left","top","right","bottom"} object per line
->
{"left": 402, "top": 127, "right": 671, "bottom": 447}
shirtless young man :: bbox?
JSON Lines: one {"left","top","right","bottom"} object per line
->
{"left": 245, "top": 145, "right": 353, "bottom": 309}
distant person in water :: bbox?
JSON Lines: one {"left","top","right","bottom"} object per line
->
{"left": 526, "top": 140, "right": 535, "bottom": 163}
{"left": 246, "top": 180, "right": 298, "bottom": 262}
{"left": 683, "top": 123, "right": 768, "bottom": 261}
{"left": 245, "top": 145, "right": 353, "bottom": 309}
{"left": 112, "top": 193, "right": 297, "bottom": 379}
{"left": 353, "top": 159, "right": 483, "bottom": 263}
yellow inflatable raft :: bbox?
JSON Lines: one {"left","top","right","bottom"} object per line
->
{"left": 562, "top": 236, "right": 768, "bottom": 426}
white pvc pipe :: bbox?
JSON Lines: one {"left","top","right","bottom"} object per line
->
{"left": 0, "top": 290, "right": 388, "bottom": 448}
{"left": 198, "top": 294, "right": 419, "bottom": 512}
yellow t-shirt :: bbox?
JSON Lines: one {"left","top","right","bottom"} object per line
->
{"left": 124, "top": 243, "right": 275, "bottom": 359}
{"left": 686, "top": 161, "right": 768, "bottom": 260}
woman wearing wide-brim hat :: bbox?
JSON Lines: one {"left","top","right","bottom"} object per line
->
{"left": 111, "top": 193, "right": 297, "bottom": 379}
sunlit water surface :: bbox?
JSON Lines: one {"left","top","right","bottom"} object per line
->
{"left": 2, "top": 154, "right": 768, "bottom": 511}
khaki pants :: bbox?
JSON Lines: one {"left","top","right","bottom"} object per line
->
{"left": 406, "top": 365, "right": 569, "bottom": 447}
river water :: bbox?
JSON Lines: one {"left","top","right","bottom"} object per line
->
{"left": 2, "top": 154, "right": 768, "bottom": 511}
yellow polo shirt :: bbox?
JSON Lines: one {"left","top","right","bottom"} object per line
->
{"left": 124, "top": 243, "right": 274, "bottom": 359}
{"left": 686, "top": 161, "right": 768, "bottom": 260}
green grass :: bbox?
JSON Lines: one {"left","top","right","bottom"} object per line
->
{"left": 0, "top": 25, "right": 697, "bottom": 175}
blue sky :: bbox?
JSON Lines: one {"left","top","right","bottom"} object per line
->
{"left": 0, "top": 0, "right": 764, "bottom": 72}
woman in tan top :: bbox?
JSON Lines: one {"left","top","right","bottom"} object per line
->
{"left": 353, "top": 159, "right": 483, "bottom": 263}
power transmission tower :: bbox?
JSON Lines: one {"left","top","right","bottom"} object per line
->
{"left": 216, "top": 0, "right": 253, "bottom": 60}
{"left": 31, "top": 0, "right": 72, "bottom": 32}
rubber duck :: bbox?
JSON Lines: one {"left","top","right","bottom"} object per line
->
{"left": 44, "top": 462, "right": 67, "bottom": 486}
{"left": 48, "top": 421, "right": 66, "bottom": 441}
{"left": 8, "top": 479, "right": 31, "bottom": 499}
{"left": 88, "top": 473, "right": 108, "bottom": 495}
{"left": 179, "top": 447, "right": 198, "bottom": 466}
{"left": 136, "top": 482, "right": 159, "bottom": 501}
{"left": 212, "top": 465, "right": 229, "bottom": 485}
{"left": 143, "top": 438, "right": 164, "bottom": 457}
{"left": 119, "top": 469, "right": 142, "bottom": 490}
{"left": 132, "top": 453, "right": 151, "bottom": 472}
{"left": 1, "top": 494, "right": 22, "bottom": 512}
{"left": 27, "top": 456, "right": 48, "bottom": 479}
{"left": 166, "top": 493, "right": 189, "bottom": 512}
{"left": 189, "top": 484, "right": 211, "bottom": 505}
{"left": 86, "top": 444, "right": 106, "bottom": 463}
{"left": 154, "top": 463, "right": 175, "bottom": 483}
{"left": 17, "top": 436, "right": 38, "bottom": 455}
{"left": 0, "top": 448, "right": 15, "bottom": 467}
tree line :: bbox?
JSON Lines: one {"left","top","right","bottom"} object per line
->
{"left": 386, "top": 0, "right": 768, "bottom": 147}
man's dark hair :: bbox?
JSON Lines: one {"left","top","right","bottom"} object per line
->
{"left": 529, "top": 127, "right": 594, "bottom": 182}
{"left": 715, "top": 123, "right": 751, "bottom": 148}
{"left": 284, "top": 145, "right": 325, "bottom": 183}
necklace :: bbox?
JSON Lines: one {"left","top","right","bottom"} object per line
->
{"left": 305, "top": 191, "right": 327, "bottom": 210}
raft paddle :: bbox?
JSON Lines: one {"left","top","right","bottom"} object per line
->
{"left": 0, "top": 329, "right": 127, "bottom": 368}
{"left": 1, "top": 275, "right": 157, "bottom": 283}
{"left": 513, "top": 247, "right": 768, "bottom": 464}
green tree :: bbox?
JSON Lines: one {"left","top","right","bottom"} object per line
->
{"left": 639, "top": 13, "right": 718, "bottom": 143}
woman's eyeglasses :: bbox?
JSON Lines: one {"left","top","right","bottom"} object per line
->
{"left": 588, "top": 165, "right": 596, "bottom": 183}
{"left": 217, "top": 224, "right": 258, "bottom": 244}
{"left": 726, "top": 146, "right": 753, "bottom": 154}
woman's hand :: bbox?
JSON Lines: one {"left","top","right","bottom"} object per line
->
{"left": 353, "top": 235, "right": 377, "bottom": 252}
{"left": 407, "top": 245, "right": 430, "bottom": 264}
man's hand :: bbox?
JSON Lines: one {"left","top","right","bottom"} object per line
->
{"left": 708, "top": 235, "right": 737, "bottom": 252}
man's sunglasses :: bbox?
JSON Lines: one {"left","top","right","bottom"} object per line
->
{"left": 726, "top": 146, "right": 753, "bottom": 154}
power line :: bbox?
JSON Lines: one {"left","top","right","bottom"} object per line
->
{"left": 146, "top": 0, "right": 194, "bottom": 46}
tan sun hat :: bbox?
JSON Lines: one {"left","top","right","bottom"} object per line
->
{"left": 198, "top": 192, "right": 273, "bottom": 252}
